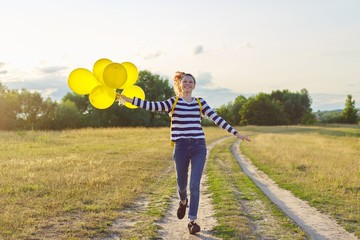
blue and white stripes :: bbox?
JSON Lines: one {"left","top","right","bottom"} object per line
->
{"left": 132, "top": 97, "right": 238, "bottom": 141}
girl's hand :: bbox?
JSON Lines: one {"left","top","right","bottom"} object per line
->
{"left": 116, "top": 94, "right": 133, "bottom": 105}
{"left": 236, "top": 133, "right": 251, "bottom": 142}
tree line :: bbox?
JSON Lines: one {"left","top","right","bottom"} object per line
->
{"left": 314, "top": 95, "right": 359, "bottom": 124}
{"left": 0, "top": 70, "right": 358, "bottom": 130}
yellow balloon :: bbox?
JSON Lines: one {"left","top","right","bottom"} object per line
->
{"left": 120, "top": 62, "right": 139, "bottom": 89}
{"left": 121, "top": 85, "right": 145, "bottom": 109}
{"left": 93, "top": 58, "right": 112, "bottom": 84}
{"left": 103, "top": 63, "right": 127, "bottom": 89}
{"left": 68, "top": 68, "right": 99, "bottom": 95}
{"left": 89, "top": 85, "right": 116, "bottom": 109}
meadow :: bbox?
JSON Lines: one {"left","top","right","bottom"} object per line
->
{"left": 240, "top": 125, "right": 360, "bottom": 237}
{"left": 0, "top": 125, "right": 359, "bottom": 239}
{"left": 0, "top": 127, "right": 228, "bottom": 239}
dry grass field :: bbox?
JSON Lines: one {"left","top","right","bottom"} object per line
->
{"left": 240, "top": 125, "right": 360, "bottom": 237}
{"left": 0, "top": 127, "right": 229, "bottom": 239}
{"left": 0, "top": 125, "right": 359, "bottom": 239}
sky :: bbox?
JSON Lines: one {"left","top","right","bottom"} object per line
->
{"left": 0, "top": 0, "right": 359, "bottom": 111}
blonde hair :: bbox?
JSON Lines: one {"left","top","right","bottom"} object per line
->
{"left": 173, "top": 71, "right": 184, "bottom": 96}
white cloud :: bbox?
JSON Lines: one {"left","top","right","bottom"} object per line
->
{"left": 237, "top": 42, "right": 255, "bottom": 50}
{"left": 196, "top": 72, "right": 213, "bottom": 87}
{"left": 39, "top": 66, "right": 68, "bottom": 74}
{"left": 193, "top": 45, "right": 204, "bottom": 55}
{"left": 144, "top": 51, "right": 164, "bottom": 60}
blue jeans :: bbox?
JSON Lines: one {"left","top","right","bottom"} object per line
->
{"left": 173, "top": 138, "right": 207, "bottom": 221}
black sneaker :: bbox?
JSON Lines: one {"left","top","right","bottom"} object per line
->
{"left": 177, "top": 198, "right": 188, "bottom": 219}
{"left": 188, "top": 221, "right": 201, "bottom": 234}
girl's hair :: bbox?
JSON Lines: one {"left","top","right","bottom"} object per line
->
{"left": 183, "top": 73, "right": 196, "bottom": 83}
{"left": 173, "top": 72, "right": 196, "bottom": 96}
{"left": 173, "top": 71, "right": 185, "bottom": 96}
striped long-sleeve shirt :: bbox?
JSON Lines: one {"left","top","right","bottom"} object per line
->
{"left": 132, "top": 96, "right": 238, "bottom": 141}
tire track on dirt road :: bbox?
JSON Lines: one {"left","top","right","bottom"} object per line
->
{"left": 231, "top": 140, "right": 358, "bottom": 240}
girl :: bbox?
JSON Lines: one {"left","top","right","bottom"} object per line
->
{"left": 119, "top": 72, "right": 250, "bottom": 234}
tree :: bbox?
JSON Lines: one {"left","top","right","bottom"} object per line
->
{"left": 240, "top": 93, "right": 288, "bottom": 126}
{"left": 0, "top": 84, "right": 21, "bottom": 130}
{"left": 270, "top": 89, "right": 313, "bottom": 124}
{"left": 342, "top": 95, "right": 359, "bottom": 124}
{"left": 54, "top": 100, "right": 82, "bottom": 129}
{"left": 0, "top": 82, "right": 7, "bottom": 94}
{"left": 62, "top": 92, "right": 90, "bottom": 115}
{"left": 316, "top": 110, "right": 343, "bottom": 124}
{"left": 232, "top": 95, "right": 247, "bottom": 125}
{"left": 37, "top": 98, "right": 58, "bottom": 130}
{"left": 216, "top": 95, "right": 247, "bottom": 125}
{"left": 16, "top": 89, "right": 44, "bottom": 130}
{"left": 216, "top": 103, "right": 233, "bottom": 125}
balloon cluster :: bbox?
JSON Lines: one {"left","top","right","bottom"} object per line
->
{"left": 67, "top": 58, "right": 145, "bottom": 109}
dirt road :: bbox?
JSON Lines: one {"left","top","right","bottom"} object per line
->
{"left": 158, "top": 138, "right": 357, "bottom": 240}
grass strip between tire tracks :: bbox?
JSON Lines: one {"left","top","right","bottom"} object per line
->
{"left": 206, "top": 138, "right": 307, "bottom": 239}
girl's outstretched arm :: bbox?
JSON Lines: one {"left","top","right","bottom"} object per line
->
{"left": 117, "top": 94, "right": 133, "bottom": 103}
{"left": 117, "top": 94, "right": 175, "bottom": 112}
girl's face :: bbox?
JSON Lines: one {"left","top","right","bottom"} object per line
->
{"left": 181, "top": 75, "right": 195, "bottom": 93}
